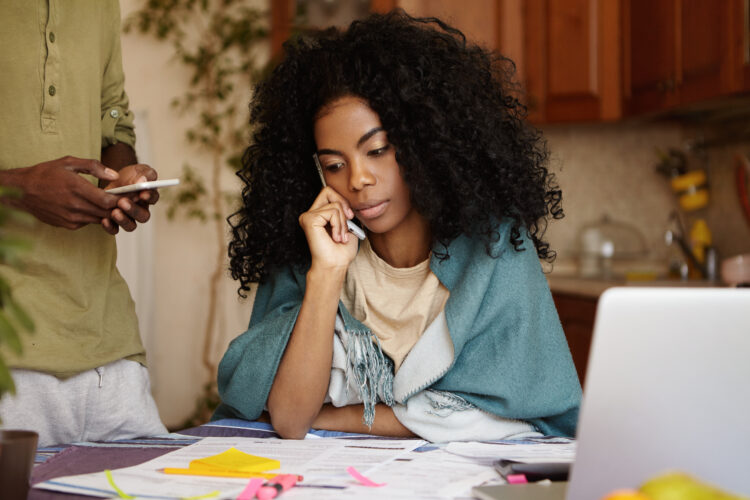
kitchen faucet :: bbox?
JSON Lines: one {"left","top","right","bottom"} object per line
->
{"left": 664, "top": 211, "right": 708, "bottom": 279}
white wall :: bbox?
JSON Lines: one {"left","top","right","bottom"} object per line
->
{"left": 118, "top": 0, "right": 263, "bottom": 428}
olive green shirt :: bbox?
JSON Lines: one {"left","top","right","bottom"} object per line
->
{"left": 0, "top": 0, "right": 146, "bottom": 376}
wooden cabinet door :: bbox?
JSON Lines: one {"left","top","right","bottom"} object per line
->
{"left": 731, "top": 0, "right": 750, "bottom": 91}
{"left": 270, "top": 0, "right": 398, "bottom": 58}
{"left": 624, "top": 0, "right": 679, "bottom": 114}
{"left": 679, "top": 0, "right": 735, "bottom": 105}
{"left": 552, "top": 292, "right": 598, "bottom": 385}
{"left": 626, "top": 0, "right": 739, "bottom": 114}
{"left": 397, "top": 0, "right": 502, "bottom": 51}
{"left": 525, "top": 0, "right": 622, "bottom": 123}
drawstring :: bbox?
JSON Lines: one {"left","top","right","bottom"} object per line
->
{"left": 95, "top": 367, "right": 104, "bottom": 388}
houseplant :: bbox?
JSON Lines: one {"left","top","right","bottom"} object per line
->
{"left": 0, "top": 187, "right": 34, "bottom": 399}
{"left": 0, "top": 186, "right": 36, "bottom": 500}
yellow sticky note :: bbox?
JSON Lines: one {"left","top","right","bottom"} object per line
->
{"left": 196, "top": 448, "right": 280, "bottom": 473}
{"left": 163, "top": 447, "right": 281, "bottom": 478}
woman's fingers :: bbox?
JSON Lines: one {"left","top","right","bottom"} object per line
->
{"left": 304, "top": 204, "right": 346, "bottom": 241}
{"left": 319, "top": 187, "right": 353, "bottom": 242}
{"left": 311, "top": 187, "right": 353, "bottom": 215}
{"left": 307, "top": 190, "right": 352, "bottom": 242}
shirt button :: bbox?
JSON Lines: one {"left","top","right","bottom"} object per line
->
{"left": 48, "top": 85, "right": 56, "bottom": 96}
{"left": 109, "top": 109, "right": 120, "bottom": 118}
{"left": 49, "top": 32, "right": 56, "bottom": 43}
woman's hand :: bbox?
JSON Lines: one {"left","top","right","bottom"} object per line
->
{"left": 299, "top": 186, "right": 359, "bottom": 271}
{"left": 268, "top": 187, "right": 359, "bottom": 439}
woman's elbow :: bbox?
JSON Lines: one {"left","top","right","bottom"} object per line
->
{"left": 268, "top": 405, "right": 313, "bottom": 439}
{"left": 270, "top": 416, "right": 310, "bottom": 439}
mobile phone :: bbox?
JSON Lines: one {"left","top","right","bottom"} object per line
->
{"left": 105, "top": 178, "right": 180, "bottom": 194}
{"left": 493, "top": 459, "right": 570, "bottom": 482}
{"left": 311, "top": 154, "right": 366, "bottom": 240}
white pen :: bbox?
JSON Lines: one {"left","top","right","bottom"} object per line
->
{"left": 312, "top": 153, "right": 366, "bottom": 240}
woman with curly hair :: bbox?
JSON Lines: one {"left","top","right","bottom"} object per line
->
{"left": 214, "top": 10, "right": 581, "bottom": 441}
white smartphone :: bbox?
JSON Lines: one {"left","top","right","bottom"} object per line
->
{"left": 105, "top": 178, "right": 180, "bottom": 194}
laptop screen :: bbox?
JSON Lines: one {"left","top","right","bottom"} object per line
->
{"left": 567, "top": 287, "right": 750, "bottom": 500}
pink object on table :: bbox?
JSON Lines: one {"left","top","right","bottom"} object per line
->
{"left": 237, "top": 478, "right": 264, "bottom": 500}
{"left": 507, "top": 474, "right": 528, "bottom": 484}
{"left": 346, "top": 466, "right": 386, "bottom": 487}
{"left": 256, "top": 474, "right": 301, "bottom": 500}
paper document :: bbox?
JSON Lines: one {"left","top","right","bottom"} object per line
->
{"left": 34, "top": 436, "right": 425, "bottom": 499}
{"left": 35, "top": 436, "right": 577, "bottom": 499}
{"left": 445, "top": 438, "right": 576, "bottom": 465}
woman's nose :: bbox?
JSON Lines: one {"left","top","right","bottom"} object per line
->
{"left": 348, "top": 158, "right": 376, "bottom": 191}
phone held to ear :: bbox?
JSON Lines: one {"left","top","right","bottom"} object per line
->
{"left": 106, "top": 178, "right": 180, "bottom": 194}
{"left": 312, "top": 154, "right": 366, "bottom": 240}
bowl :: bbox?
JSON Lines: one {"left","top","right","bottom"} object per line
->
{"left": 720, "top": 253, "right": 750, "bottom": 286}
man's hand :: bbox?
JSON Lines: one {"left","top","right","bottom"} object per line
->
{"left": 0, "top": 156, "right": 121, "bottom": 230}
{"left": 100, "top": 164, "right": 160, "bottom": 234}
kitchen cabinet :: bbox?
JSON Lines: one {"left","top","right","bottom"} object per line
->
{"left": 270, "top": 1, "right": 750, "bottom": 122}
{"left": 524, "top": 0, "right": 623, "bottom": 123}
{"left": 552, "top": 292, "right": 598, "bottom": 385}
{"left": 732, "top": 0, "right": 750, "bottom": 91}
{"left": 625, "top": 0, "right": 739, "bottom": 115}
{"left": 270, "top": 0, "right": 515, "bottom": 59}
{"left": 270, "top": 0, "right": 397, "bottom": 58}
{"left": 525, "top": 0, "right": 743, "bottom": 122}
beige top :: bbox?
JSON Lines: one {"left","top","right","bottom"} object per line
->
{"left": 0, "top": 0, "right": 145, "bottom": 376}
{"left": 341, "top": 239, "right": 450, "bottom": 372}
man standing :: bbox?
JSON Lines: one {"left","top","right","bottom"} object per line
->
{"left": 0, "top": 0, "right": 166, "bottom": 445}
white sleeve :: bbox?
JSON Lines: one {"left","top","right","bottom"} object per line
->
{"left": 392, "top": 389, "right": 541, "bottom": 443}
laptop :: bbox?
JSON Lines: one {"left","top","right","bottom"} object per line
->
{"left": 474, "top": 287, "right": 750, "bottom": 500}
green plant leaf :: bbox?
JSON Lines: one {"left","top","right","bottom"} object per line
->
{"left": 0, "top": 310, "right": 22, "bottom": 354}
{"left": 0, "top": 356, "right": 16, "bottom": 396}
{"left": 6, "top": 297, "right": 34, "bottom": 332}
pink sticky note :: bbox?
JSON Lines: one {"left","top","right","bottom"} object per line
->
{"left": 346, "top": 466, "right": 386, "bottom": 487}
{"left": 237, "top": 478, "right": 265, "bottom": 499}
{"left": 507, "top": 474, "right": 528, "bottom": 484}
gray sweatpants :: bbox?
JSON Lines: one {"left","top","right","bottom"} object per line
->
{"left": 0, "top": 359, "right": 167, "bottom": 447}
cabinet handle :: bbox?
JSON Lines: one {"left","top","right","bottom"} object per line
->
{"left": 656, "top": 78, "right": 677, "bottom": 93}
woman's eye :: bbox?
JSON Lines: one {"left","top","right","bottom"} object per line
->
{"left": 368, "top": 145, "right": 390, "bottom": 157}
{"left": 325, "top": 162, "right": 344, "bottom": 172}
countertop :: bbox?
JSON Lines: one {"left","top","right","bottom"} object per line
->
{"left": 547, "top": 274, "right": 722, "bottom": 299}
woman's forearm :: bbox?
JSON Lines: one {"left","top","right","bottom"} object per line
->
{"left": 267, "top": 266, "right": 347, "bottom": 438}
{"left": 313, "top": 404, "right": 417, "bottom": 438}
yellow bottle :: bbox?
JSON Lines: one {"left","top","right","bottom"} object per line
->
{"left": 689, "top": 219, "right": 711, "bottom": 279}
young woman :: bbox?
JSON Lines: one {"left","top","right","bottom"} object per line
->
{"left": 214, "top": 10, "right": 581, "bottom": 442}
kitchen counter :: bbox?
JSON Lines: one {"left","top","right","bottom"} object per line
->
{"left": 547, "top": 274, "right": 723, "bottom": 383}
{"left": 547, "top": 274, "right": 722, "bottom": 299}
{"left": 546, "top": 260, "right": 726, "bottom": 383}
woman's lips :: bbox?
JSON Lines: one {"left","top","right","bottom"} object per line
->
{"left": 354, "top": 200, "right": 388, "bottom": 219}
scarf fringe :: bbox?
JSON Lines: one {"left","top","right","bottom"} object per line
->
{"left": 345, "top": 330, "right": 394, "bottom": 428}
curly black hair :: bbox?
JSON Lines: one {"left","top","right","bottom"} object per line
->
{"left": 228, "top": 9, "right": 562, "bottom": 294}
